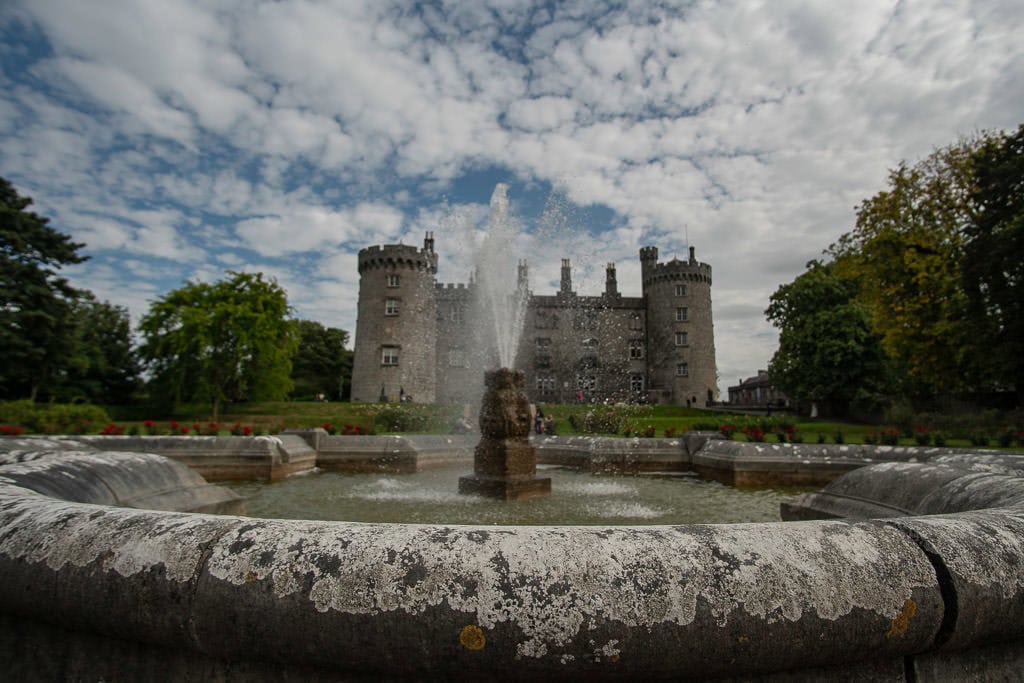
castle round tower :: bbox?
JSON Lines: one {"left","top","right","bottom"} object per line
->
{"left": 641, "top": 245, "right": 718, "bottom": 406}
{"left": 350, "top": 234, "right": 439, "bottom": 403}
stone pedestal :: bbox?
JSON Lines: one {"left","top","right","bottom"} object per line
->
{"left": 459, "top": 368, "right": 551, "bottom": 501}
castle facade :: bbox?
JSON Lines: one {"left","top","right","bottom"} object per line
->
{"left": 351, "top": 233, "right": 718, "bottom": 406}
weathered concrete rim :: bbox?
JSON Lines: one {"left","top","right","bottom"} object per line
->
{"left": 2, "top": 436, "right": 1024, "bottom": 679}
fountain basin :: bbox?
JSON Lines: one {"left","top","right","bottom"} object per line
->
{"left": 2, "top": 436, "right": 1024, "bottom": 679}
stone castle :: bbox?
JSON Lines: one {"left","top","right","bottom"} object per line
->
{"left": 351, "top": 233, "right": 718, "bottom": 406}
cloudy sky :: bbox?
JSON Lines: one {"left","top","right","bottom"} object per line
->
{"left": 2, "top": 0, "right": 1021, "bottom": 392}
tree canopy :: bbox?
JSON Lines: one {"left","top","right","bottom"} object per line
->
{"left": 766, "top": 260, "right": 892, "bottom": 415}
{"left": 290, "top": 320, "right": 353, "bottom": 401}
{"left": 0, "top": 177, "right": 87, "bottom": 401}
{"left": 60, "top": 294, "right": 141, "bottom": 404}
{"left": 829, "top": 137, "right": 982, "bottom": 393}
{"left": 962, "top": 124, "right": 1024, "bottom": 400}
{"left": 139, "top": 271, "right": 298, "bottom": 418}
{"left": 770, "top": 125, "right": 1023, "bottom": 412}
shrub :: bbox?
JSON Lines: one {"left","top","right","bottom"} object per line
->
{"left": 567, "top": 408, "right": 623, "bottom": 435}
{"left": 913, "top": 425, "right": 933, "bottom": 446}
{"left": 816, "top": 433, "right": 827, "bottom": 444}
{"left": 374, "top": 406, "right": 432, "bottom": 433}
{"left": 775, "top": 431, "right": 787, "bottom": 443}
{"left": 880, "top": 428, "right": 900, "bottom": 446}
{"left": 664, "top": 427, "right": 677, "bottom": 438}
{"left": 969, "top": 433, "right": 991, "bottom": 447}
{"left": 833, "top": 431, "right": 845, "bottom": 445}
{"left": 341, "top": 424, "right": 374, "bottom": 435}
{"left": 0, "top": 400, "right": 111, "bottom": 434}
{"left": 790, "top": 428, "right": 804, "bottom": 444}
{"left": 933, "top": 432, "right": 947, "bottom": 447}
{"left": 742, "top": 427, "right": 766, "bottom": 442}
{"left": 718, "top": 423, "right": 737, "bottom": 440}
{"left": 997, "top": 430, "right": 1015, "bottom": 448}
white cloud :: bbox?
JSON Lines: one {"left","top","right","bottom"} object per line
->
{"left": 2, "top": 0, "right": 1022, "bottom": 389}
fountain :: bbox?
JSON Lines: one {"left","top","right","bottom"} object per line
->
{"left": 454, "top": 185, "right": 550, "bottom": 499}
{"left": 458, "top": 368, "right": 551, "bottom": 500}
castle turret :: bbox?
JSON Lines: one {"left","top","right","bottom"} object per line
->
{"left": 559, "top": 258, "right": 573, "bottom": 296}
{"left": 605, "top": 263, "right": 619, "bottom": 297}
{"left": 517, "top": 260, "right": 529, "bottom": 292}
{"left": 350, "top": 236, "right": 439, "bottom": 403}
{"left": 640, "top": 245, "right": 717, "bottom": 406}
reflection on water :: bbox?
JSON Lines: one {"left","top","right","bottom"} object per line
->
{"left": 230, "top": 466, "right": 804, "bottom": 526}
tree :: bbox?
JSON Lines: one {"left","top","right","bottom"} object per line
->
{"left": 290, "top": 320, "right": 353, "bottom": 400}
{"left": 59, "top": 294, "right": 141, "bottom": 404}
{"left": 766, "top": 260, "right": 892, "bottom": 416}
{"left": 963, "top": 124, "right": 1024, "bottom": 400}
{"left": 139, "top": 272, "right": 298, "bottom": 419}
{"left": 0, "top": 177, "right": 87, "bottom": 401}
{"left": 829, "top": 136, "right": 987, "bottom": 394}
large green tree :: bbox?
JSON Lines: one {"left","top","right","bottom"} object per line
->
{"left": 829, "top": 136, "right": 987, "bottom": 393}
{"left": 963, "top": 124, "right": 1024, "bottom": 399}
{"left": 290, "top": 320, "right": 353, "bottom": 401}
{"left": 0, "top": 177, "right": 87, "bottom": 401}
{"left": 139, "top": 271, "right": 298, "bottom": 418}
{"left": 58, "top": 294, "right": 141, "bottom": 404}
{"left": 766, "top": 260, "right": 893, "bottom": 416}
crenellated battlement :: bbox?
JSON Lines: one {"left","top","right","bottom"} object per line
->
{"left": 643, "top": 258, "right": 713, "bottom": 286}
{"left": 358, "top": 244, "right": 438, "bottom": 274}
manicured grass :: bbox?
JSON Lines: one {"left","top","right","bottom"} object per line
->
{"left": 11, "top": 399, "right": 1019, "bottom": 449}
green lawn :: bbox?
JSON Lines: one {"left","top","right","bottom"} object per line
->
{"left": 5, "top": 399, "right": 1019, "bottom": 449}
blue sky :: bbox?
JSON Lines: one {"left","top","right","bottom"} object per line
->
{"left": 1, "top": 0, "right": 1022, "bottom": 391}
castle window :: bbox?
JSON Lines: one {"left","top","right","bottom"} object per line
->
{"left": 675, "top": 331, "right": 688, "bottom": 346}
{"left": 629, "top": 339, "right": 644, "bottom": 360}
{"left": 448, "top": 349, "right": 468, "bottom": 367}
{"left": 675, "top": 284, "right": 687, "bottom": 297}
{"left": 630, "top": 374, "right": 645, "bottom": 393}
{"left": 535, "top": 338, "right": 552, "bottom": 368}
{"left": 675, "top": 307, "right": 689, "bottom": 322}
{"left": 385, "top": 298, "right": 399, "bottom": 316}
{"left": 381, "top": 347, "right": 399, "bottom": 366}
{"left": 629, "top": 314, "right": 643, "bottom": 331}
{"left": 387, "top": 274, "right": 400, "bottom": 288}
{"left": 536, "top": 377, "right": 556, "bottom": 394}
{"left": 676, "top": 362, "right": 689, "bottom": 377}
{"left": 576, "top": 374, "right": 597, "bottom": 392}
{"left": 450, "top": 304, "right": 464, "bottom": 324}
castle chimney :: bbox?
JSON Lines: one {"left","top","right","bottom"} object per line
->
{"left": 689, "top": 245, "right": 696, "bottom": 263}
{"left": 605, "top": 262, "right": 618, "bottom": 296}
{"left": 424, "top": 231, "right": 435, "bottom": 253}
{"left": 517, "top": 260, "right": 529, "bottom": 291}
{"left": 560, "top": 258, "right": 573, "bottom": 295}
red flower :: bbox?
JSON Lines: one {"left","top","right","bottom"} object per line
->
{"left": 144, "top": 419, "right": 154, "bottom": 427}
{"left": 181, "top": 427, "right": 189, "bottom": 434}
{"left": 243, "top": 426, "right": 252, "bottom": 436}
